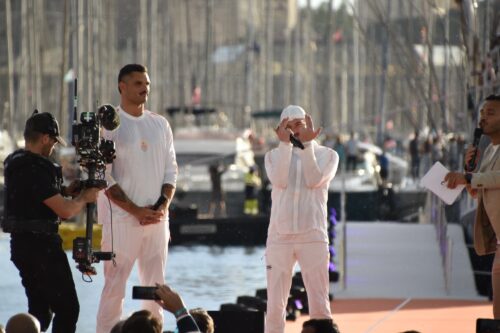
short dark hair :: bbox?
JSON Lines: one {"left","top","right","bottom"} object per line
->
{"left": 23, "top": 130, "right": 44, "bottom": 144}
{"left": 118, "top": 64, "right": 148, "bottom": 94}
{"left": 189, "top": 308, "right": 214, "bottom": 333}
{"left": 122, "top": 310, "right": 161, "bottom": 333}
{"left": 118, "top": 64, "right": 148, "bottom": 83}
{"left": 302, "top": 319, "right": 338, "bottom": 333}
{"left": 485, "top": 94, "right": 500, "bottom": 102}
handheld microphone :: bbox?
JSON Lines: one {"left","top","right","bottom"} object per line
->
{"left": 466, "top": 127, "right": 483, "bottom": 171}
{"left": 152, "top": 195, "right": 167, "bottom": 210}
{"left": 98, "top": 104, "right": 120, "bottom": 131}
{"left": 290, "top": 134, "right": 304, "bottom": 150}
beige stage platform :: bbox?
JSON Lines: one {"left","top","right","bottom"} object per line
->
{"left": 285, "top": 222, "right": 492, "bottom": 332}
{"left": 286, "top": 298, "right": 491, "bottom": 333}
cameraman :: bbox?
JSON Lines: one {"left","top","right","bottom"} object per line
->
{"left": 96, "top": 64, "right": 178, "bottom": 333}
{"left": 2, "top": 111, "right": 100, "bottom": 333}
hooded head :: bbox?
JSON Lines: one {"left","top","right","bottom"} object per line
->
{"left": 280, "top": 105, "right": 307, "bottom": 138}
{"left": 280, "top": 105, "right": 306, "bottom": 122}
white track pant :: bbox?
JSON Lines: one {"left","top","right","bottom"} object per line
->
{"left": 265, "top": 241, "right": 332, "bottom": 333}
{"left": 96, "top": 218, "right": 169, "bottom": 333}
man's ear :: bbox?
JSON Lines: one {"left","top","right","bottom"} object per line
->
{"left": 118, "top": 81, "right": 126, "bottom": 94}
{"left": 42, "top": 134, "right": 51, "bottom": 144}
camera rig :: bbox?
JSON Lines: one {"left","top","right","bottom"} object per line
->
{"left": 70, "top": 78, "right": 118, "bottom": 276}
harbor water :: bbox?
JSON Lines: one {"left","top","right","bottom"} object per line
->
{"left": 0, "top": 233, "right": 267, "bottom": 332}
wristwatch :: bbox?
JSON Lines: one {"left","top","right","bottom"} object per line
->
{"left": 464, "top": 173, "right": 472, "bottom": 184}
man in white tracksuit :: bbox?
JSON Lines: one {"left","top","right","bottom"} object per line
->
{"left": 264, "top": 105, "right": 340, "bottom": 333}
{"left": 96, "top": 64, "right": 178, "bottom": 333}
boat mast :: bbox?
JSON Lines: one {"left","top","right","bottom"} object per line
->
{"left": 33, "top": 0, "right": 43, "bottom": 112}
{"left": 58, "top": 0, "right": 69, "bottom": 136}
{"left": 304, "top": 0, "right": 314, "bottom": 120}
{"left": 325, "top": 0, "right": 335, "bottom": 131}
{"left": 265, "top": 0, "right": 275, "bottom": 108}
{"left": 243, "top": 0, "right": 257, "bottom": 128}
{"left": 204, "top": 0, "right": 214, "bottom": 107}
{"left": 5, "top": 0, "right": 14, "bottom": 137}
{"left": 352, "top": 0, "right": 360, "bottom": 134}
{"left": 376, "top": 0, "right": 391, "bottom": 146}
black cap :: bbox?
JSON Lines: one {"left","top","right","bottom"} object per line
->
{"left": 485, "top": 94, "right": 500, "bottom": 102}
{"left": 25, "top": 111, "right": 67, "bottom": 146}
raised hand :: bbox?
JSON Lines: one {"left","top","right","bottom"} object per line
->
{"left": 298, "top": 114, "right": 322, "bottom": 142}
{"left": 443, "top": 171, "right": 467, "bottom": 189}
{"left": 275, "top": 117, "right": 293, "bottom": 143}
{"left": 64, "top": 179, "right": 83, "bottom": 197}
{"left": 155, "top": 284, "right": 187, "bottom": 314}
{"left": 464, "top": 145, "right": 480, "bottom": 171}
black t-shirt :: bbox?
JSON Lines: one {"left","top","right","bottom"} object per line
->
{"left": 4, "top": 149, "right": 61, "bottom": 220}
{"left": 409, "top": 138, "right": 419, "bottom": 157}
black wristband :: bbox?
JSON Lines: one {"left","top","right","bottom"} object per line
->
{"left": 464, "top": 173, "right": 472, "bottom": 184}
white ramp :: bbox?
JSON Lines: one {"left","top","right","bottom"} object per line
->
{"left": 332, "top": 222, "right": 484, "bottom": 300}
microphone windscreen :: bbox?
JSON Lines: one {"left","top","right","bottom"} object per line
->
{"left": 466, "top": 127, "right": 484, "bottom": 171}
{"left": 473, "top": 128, "right": 483, "bottom": 144}
{"left": 98, "top": 104, "right": 120, "bottom": 131}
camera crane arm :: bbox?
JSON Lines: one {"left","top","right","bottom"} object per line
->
{"left": 71, "top": 78, "right": 119, "bottom": 278}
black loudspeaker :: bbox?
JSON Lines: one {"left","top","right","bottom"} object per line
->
{"left": 292, "top": 272, "right": 305, "bottom": 288}
{"left": 219, "top": 303, "right": 248, "bottom": 311}
{"left": 255, "top": 288, "right": 267, "bottom": 300}
{"left": 236, "top": 295, "right": 267, "bottom": 312}
{"left": 477, "top": 318, "right": 500, "bottom": 333}
{"left": 208, "top": 310, "right": 265, "bottom": 333}
{"left": 329, "top": 270, "right": 340, "bottom": 282}
{"left": 290, "top": 286, "right": 308, "bottom": 314}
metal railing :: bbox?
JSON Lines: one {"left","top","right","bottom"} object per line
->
{"left": 425, "top": 192, "right": 453, "bottom": 294}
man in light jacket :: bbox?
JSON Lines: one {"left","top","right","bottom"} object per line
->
{"left": 445, "top": 94, "right": 500, "bottom": 318}
{"left": 264, "top": 105, "right": 340, "bottom": 333}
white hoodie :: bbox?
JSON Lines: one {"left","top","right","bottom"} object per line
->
{"left": 265, "top": 140, "right": 338, "bottom": 243}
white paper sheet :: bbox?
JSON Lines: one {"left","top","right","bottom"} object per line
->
{"left": 420, "top": 162, "right": 465, "bottom": 205}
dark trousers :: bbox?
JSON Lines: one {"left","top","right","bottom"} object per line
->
{"left": 346, "top": 155, "right": 357, "bottom": 171}
{"left": 10, "top": 233, "right": 79, "bottom": 333}
{"left": 411, "top": 157, "right": 420, "bottom": 179}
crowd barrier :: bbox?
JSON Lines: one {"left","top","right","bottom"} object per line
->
{"left": 424, "top": 192, "right": 453, "bottom": 294}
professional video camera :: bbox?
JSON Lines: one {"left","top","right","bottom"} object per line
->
{"left": 71, "top": 104, "right": 118, "bottom": 187}
{"left": 70, "top": 79, "right": 119, "bottom": 276}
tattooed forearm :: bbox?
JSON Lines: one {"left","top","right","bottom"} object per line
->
{"left": 161, "top": 183, "right": 176, "bottom": 201}
{"left": 106, "top": 185, "right": 133, "bottom": 204}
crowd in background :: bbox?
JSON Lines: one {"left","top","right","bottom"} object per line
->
{"left": 321, "top": 130, "right": 468, "bottom": 181}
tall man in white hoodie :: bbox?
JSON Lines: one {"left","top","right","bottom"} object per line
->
{"left": 96, "top": 64, "right": 178, "bottom": 333}
{"left": 264, "top": 105, "right": 340, "bottom": 333}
